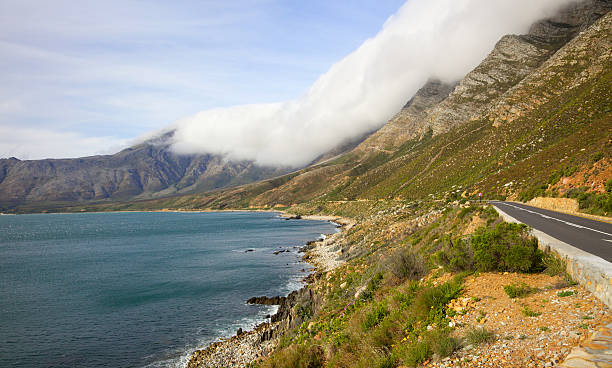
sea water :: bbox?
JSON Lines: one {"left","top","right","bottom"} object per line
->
{"left": 0, "top": 211, "right": 337, "bottom": 368}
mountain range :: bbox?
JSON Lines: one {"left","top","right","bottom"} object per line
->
{"left": 1, "top": 0, "right": 610, "bottom": 213}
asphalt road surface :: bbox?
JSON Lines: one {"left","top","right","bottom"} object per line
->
{"left": 490, "top": 201, "right": 612, "bottom": 263}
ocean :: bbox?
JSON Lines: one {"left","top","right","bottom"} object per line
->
{"left": 0, "top": 211, "right": 337, "bottom": 368}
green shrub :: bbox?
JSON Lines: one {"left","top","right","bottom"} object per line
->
{"left": 557, "top": 290, "right": 575, "bottom": 297}
{"left": 519, "top": 184, "right": 548, "bottom": 202}
{"left": 592, "top": 152, "right": 604, "bottom": 162}
{"left": 481, "top": 206, "right": 501, "bottom": 224}
{"left": 261, "top": 343, "right": 324, "bottom": 368}
{"left": 362, "top": 302, "right": 389, "bottom": 331}
{"left": 503, "top": 282, "right": 536, "bottom": 298}
{"left": 373, "top": 355, "right": 395, "bottom": 368}
{"left": 521, "top": 306, "right": 542, "bottom": 317}
{"left": 296, "top": 303, "right": 313, "bottom": 320}
{"left": 471, "top": 222, "right": 544, "bottom": 273}
{"left": 434, "top": 237, "right": 474, "bottom": 272}
{"left": 464, "top": 327, "right": 495, "bottom": 345}
{"left": 543, "top": 254, "right": 566, "bottom": 276}
{"left": 385, "top": 248, "right": 427, "bottom": 283}
{"left": 565, "top": 187, "right": 612, "bottom": 215}
{"left": 413, "top": 275, "right": 464, "bottom": 325}
{"left": 458, "top": 206, "right": 477, "bottom": 219}
{"left": 428, "top": 330, "right": 462, "bottom": 357}
{"left": 399, "top": 341, "right": 431, "bottom": 367}
{"left": 542, "top": 254, "right": 576, "bottom": 285}
{"left": 360, "top": 272, "right": 384, "bottom": 301}
{"left": 370, "top": 318, "right": 395, "bottom": 348}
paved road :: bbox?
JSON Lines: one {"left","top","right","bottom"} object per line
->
{"left": 490, "top": 201, "right": 612, "bottom": 263}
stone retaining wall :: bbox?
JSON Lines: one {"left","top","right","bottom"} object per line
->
{"left": 493, "top": 205, "right": 612, "bottom": 310}
{"left": 526, "top": 197, "right": 579, "bottom": 213}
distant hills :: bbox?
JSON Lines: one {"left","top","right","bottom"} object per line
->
{"left": 0, "top": 132, "right": 296, "bottom": 210}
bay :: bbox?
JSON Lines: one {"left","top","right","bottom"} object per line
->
{"left": 0, "top": 211, "right": 337, "bottom": 368}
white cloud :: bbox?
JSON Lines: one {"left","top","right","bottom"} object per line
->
{"left": 0, "top": 126, "right": 127, "bottom": 160}
{"left": 170, "top": 0, "right": 575, "bottom": 167}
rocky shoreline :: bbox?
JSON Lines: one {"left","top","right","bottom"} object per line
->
{"left": 185, "top": 214, "right": 352, "bottom": 368}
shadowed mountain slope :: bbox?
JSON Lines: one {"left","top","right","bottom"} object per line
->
{"left": 0, "top": 134, "right": 294, "bottom": 210}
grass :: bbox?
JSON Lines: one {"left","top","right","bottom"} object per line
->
{"left": 384, "top": 248, "right": 427, "bottom": 284}
{"left": 259, "top": 343, "right": 324, "bottom": 368}
{"left": 465, "top": 327, "right": 495, "bottom": 345}
{"left": 521, "top": 307, "right": 542, "bottom": 317}
{"left": 399, "top": 341, "right": 431, "bottom": 367}
{"left": 557, "top": 290, "right": 576, "bottom": 297}
{"left": 503, "top": 283, "right": 536, "bottom": 298}
{"left": 362, "top": 303, "right": 389, "bottom": 330}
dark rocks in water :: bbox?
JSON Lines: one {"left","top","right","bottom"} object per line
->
{"left": 246, "top": 296, "right": 284, "bottom": 305}
{"left": 244, "top": 249, "right": 255, "bottom": 253}
{"left": 299, "top": 241, "right": 318, "bottom": 253}
{"left": 283, "top": 215, "right": 302, "bottom": 220}
{"left": 236, "top": 328, "right": 243, "bottom": 336}
{"left": 273, "top": 249, "right": 289, "bottom": 255}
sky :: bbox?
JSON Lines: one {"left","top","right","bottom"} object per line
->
{"left": 0, "top": 0, "right": 407, "bottom": 159}
{"left": 0, "top": 0, "right": 575, "bottom": 163}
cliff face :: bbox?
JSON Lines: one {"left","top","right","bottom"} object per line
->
{"left": 355, "top": 80, "right": 457, "bottom": 152}
{"left": 354, "top": 0, "right": 611, "bottom": 154}
{"left": 423, "top": 0, "right": 612, "bottom": 136}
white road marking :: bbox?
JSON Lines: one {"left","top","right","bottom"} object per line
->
{"left": 494, "top": 202, "right": 612, "bottom": 238}
{"left": 603, "top": 239, "right": 612, "bottom": 243}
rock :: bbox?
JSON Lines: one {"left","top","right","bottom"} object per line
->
{"left": 354, "top": 285, "right": 367, "bottom": 299}
{"left": 246, "top": 296, "right": 284, "bottom": 305}
{"left": 284, "top": 215, "right": 302, "bottom": 220}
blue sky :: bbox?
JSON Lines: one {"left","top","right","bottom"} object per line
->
{"left": 0, "top": 0, "right": 406, "bottom": 159}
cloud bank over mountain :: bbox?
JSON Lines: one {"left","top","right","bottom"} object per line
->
{"left": 169, "top": 0, "right": 575, "bottom": 167}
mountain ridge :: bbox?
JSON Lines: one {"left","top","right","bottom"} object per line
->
{"left": 1, "top": 0, "right": 610, "bottom": 214}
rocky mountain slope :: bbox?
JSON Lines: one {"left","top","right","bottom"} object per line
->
{"left": 72, "top": 0, "right": 610, "bottom": 216}
{"left": 358, "top": 0, "right": 611, "bottom": 153}
{"left": 0, "top": 133, "right": 293, "bottom": 210}
{"left": 3, "top": 0, "right": 610, "bottom": 215}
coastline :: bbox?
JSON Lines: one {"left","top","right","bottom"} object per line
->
{"left": 185, "top": 212, "right": 353, "bottom": 368}
{"left": 1, "top": 208, "right": 351, "bottom": 367}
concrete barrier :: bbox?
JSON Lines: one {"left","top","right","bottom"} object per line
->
{"left": 493, "top": 205, "right": 612, "bottom": 309}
